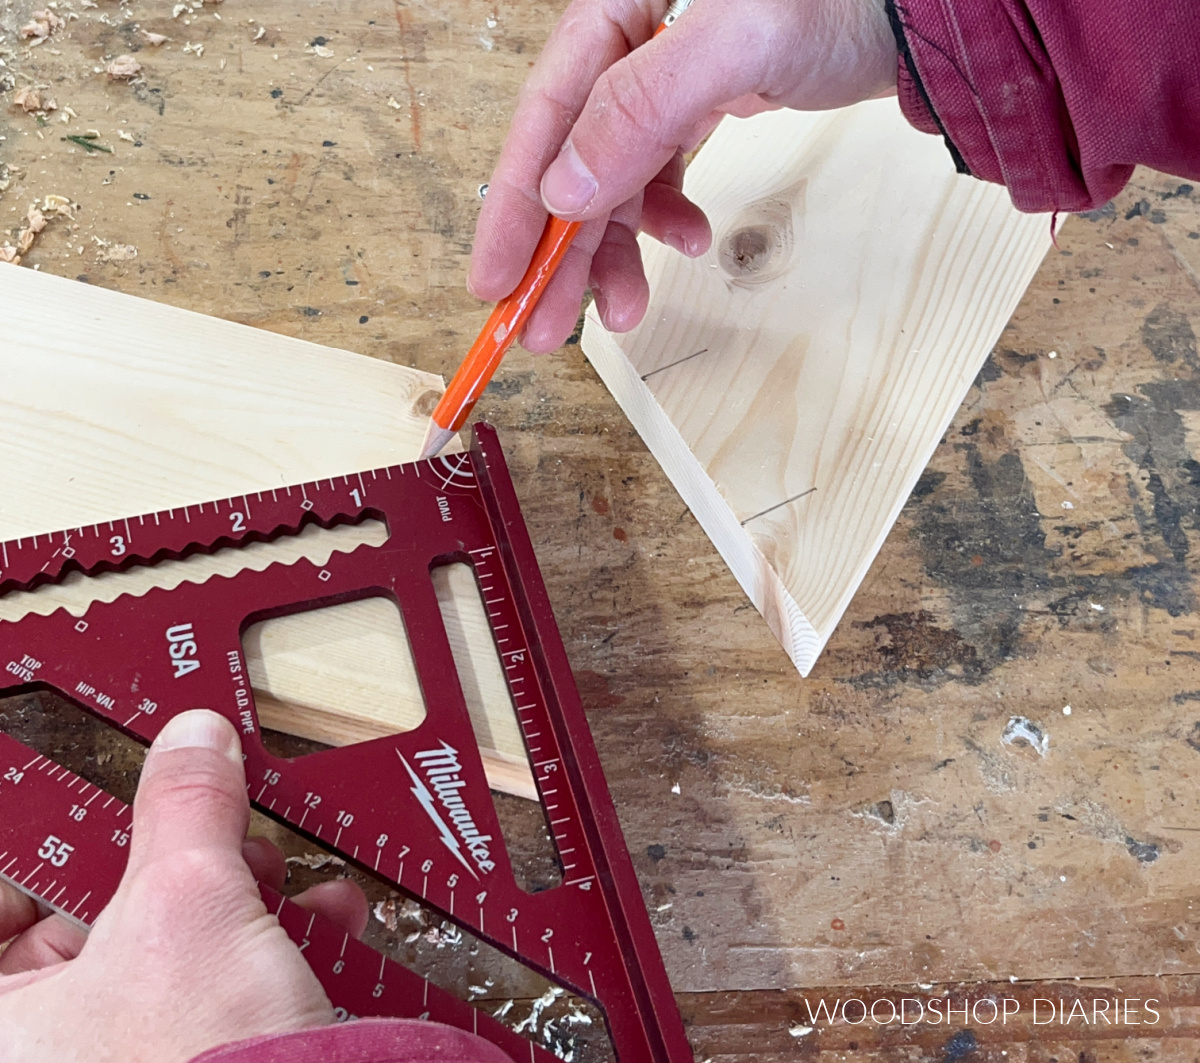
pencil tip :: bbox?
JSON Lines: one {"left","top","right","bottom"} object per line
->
{"left": 417, "top": 422, "right": 457, "bottom": 461}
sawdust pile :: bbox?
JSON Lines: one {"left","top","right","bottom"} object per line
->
{"left": 94, "top": 241, "right": 138, "bottom": 263}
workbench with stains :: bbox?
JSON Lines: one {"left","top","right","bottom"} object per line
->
{"left": 2, "top": 1, "right": 1200, "bottom": 1059}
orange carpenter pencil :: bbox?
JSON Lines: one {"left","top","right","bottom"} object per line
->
{"left": 418, "top": 215, "right": 580, "bottom": 459}
{"left": 418, "top": 0, "right": 696, "bottom": 460}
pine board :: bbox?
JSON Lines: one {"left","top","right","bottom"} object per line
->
{"left": 582, "top": 101, "right": 1054, "bottom": 675}
{"left": 4, "top": 1, "right": 1200, "bottom": 1049}
{"left": 0, "top": 265, "right": 534, "bottom": 797}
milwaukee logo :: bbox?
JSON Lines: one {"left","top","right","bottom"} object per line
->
{"left": 397, "top": 742, "right": 495, "bottom": 879}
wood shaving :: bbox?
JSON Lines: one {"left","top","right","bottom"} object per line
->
{"left": 251, "top": 25, "right": 265, "bottom": 41}
{"left": 140, "top": 30, "right": 169, "bottom": 45}
{"left": 3, "top": 201, "right": 69, "bottom": 265}
{"left": 372, "top": 898, "right": 400, "bottom": 931}
{"left": 17, "top": 210, "right": 45, "bottom": 254}
{"left": 386, "top": 96, "right": 402, "bottom": 110}
{"left": 423, "top": 923, "right": 463, "bottom": 949}
{"left": 513, "top": 987, "right": 565, "bottom": 1035}
{"left": 181, "top": 41, "right": 205, "bottom": 58}
{"left": 118, "top": 129, "right": 135, "bottom": 142}
{"left": 286, "top": 852, "right": 345, "bottom": 871}
{"left": 11, "top": 87, "right": 46, "bottom": 113}
{"left": 20, "top": 10, "right": 65, "bottom": 41}
{"left": 306, "top": 44, "right": 334, "bottom": 58}
{"left": 105, "top": 54, "right": 142, "bottom": 80}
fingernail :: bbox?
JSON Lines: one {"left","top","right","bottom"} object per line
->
{"left": 663, "top": 232, "right": 687, "bottom": 255}
{"left": 540, "top": 141, "right": 598, "bottom": 215}
{"left": 154, "top": 709, "right": 241, "bottom": 763}
{"left": 591, "top": 285, "right": 609, "bottom": 323}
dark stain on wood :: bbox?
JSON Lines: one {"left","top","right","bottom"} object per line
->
{"left": 574, "top": 670, "right": 625, "bottom": 709}
{"left": 849, "top": 611, "right": 978, "bottom": 685}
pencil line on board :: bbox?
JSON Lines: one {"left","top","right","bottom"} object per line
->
{"left": 740, "top": 487, "right": 817, "bottom": 526}
{"left": 640, "top": 348, "right": 710, "bottom": 381}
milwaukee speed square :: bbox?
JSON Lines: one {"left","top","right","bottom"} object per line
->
{"left": 0, "top": 424, "right": 693, "bottom": 1062}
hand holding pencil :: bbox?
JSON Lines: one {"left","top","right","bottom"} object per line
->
{"left": 420, "top": 0, "right": 899, "bottom": 458}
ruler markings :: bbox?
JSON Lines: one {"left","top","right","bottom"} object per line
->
{"left": 0, "top": 432, "right": 679, "bottom": 1061}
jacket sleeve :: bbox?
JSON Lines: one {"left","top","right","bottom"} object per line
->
{"left": 186, "top": 1019, "right": 516, "bottom": 1063}
{"left": 885, "top": 0, "right": 1200, "bottom": 211}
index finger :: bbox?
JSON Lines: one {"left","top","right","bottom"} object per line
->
{"left": 539, "top": 1, "right": 775, "bottom": 219}
{"left": 469, "top": 0, "right": 662, "bottom": 301}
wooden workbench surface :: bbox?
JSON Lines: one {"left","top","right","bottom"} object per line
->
{"left": 3, "top": 1, "right": 1200, "bottom": 1058}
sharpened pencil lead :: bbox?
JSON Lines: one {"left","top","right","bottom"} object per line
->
{"left": 418, "top": 422, "right": 458, "bottom": 461}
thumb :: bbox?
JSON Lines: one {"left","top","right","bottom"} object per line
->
{"left": 539, "top": 2, "right": 770, "bottom": 219}
{"left": 125, "top": 709, "right": 249, "bottom": 878}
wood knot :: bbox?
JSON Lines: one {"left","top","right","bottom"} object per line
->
{"left": 412, "top": 389, "right": 441, "bottom": 418}
{"left": 721, "top": 226, "right": 773, "bottom": 274}
{"left": 716, "top": 196, "right": 795, "bottom": 288}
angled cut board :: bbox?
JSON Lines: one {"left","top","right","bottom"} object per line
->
{"left": 0, "top": 265, "right": 536, "bottom": 798}
{"left": 582, "top": 100, "right": 1053, "bottom": 676}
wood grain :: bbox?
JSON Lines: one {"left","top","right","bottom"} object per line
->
{"left": 0, "top": 266, "right": 535, "bottom": 796}
{"left": 582, "top": 102, "right": 1054, "bottom": 675}
{"left": 3, "top": 1, "right": 1200, "bottom": 1055}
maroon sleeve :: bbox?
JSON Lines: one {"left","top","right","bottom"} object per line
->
{"left": 886, "top": 0, "right": 1200, "bottom": 211}
{"left": 186, "top": 1019, "right": 516, "bottom": 1063}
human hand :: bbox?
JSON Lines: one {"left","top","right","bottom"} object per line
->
{"left": 469, "top": 0, "right": 898, "bottom": 351}
{"left": 0, "top": 709, "right": 369, "bottom": 1063}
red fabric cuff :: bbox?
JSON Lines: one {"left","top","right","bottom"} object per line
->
{"left": 188, "top": 1019, "right": 516, "bottom": 1063}
{"left": 890, "top": 0, "right": 1145, "bottom": 212}
{"left": 895, "top": 53, "right": 940, "bottom": 137}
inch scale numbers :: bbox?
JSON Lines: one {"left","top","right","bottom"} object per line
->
{"left": 0, "top": 731, "right": 557, "bottom": 1062}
